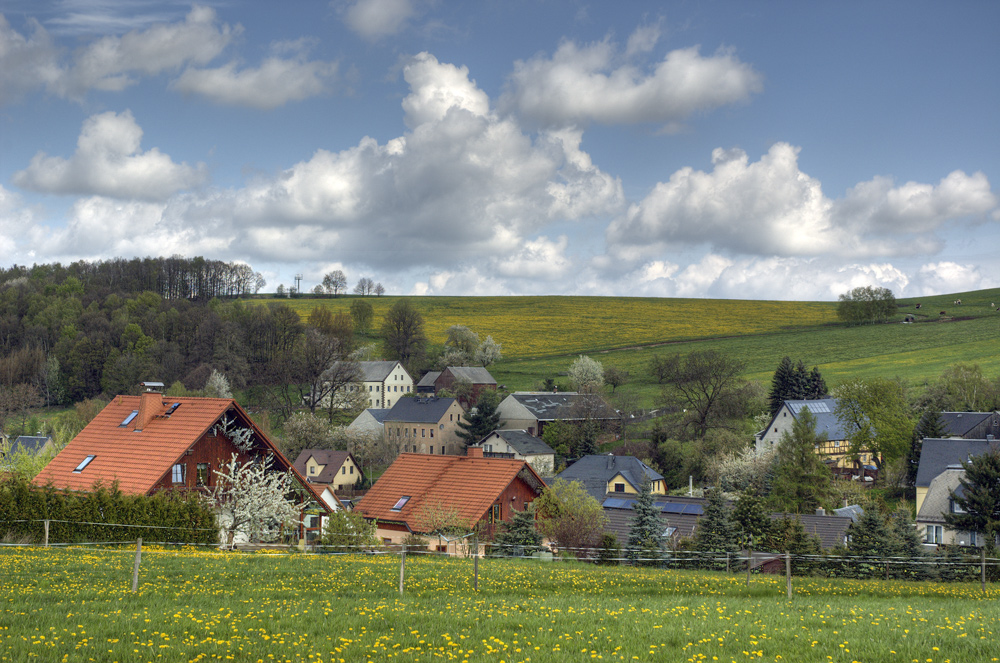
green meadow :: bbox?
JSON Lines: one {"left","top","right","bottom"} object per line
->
{"left": 276, "top": 287, "right": 1000, "bottom": 400}
{"left": 2, "top": 547, "right": 998, "bottom": 663}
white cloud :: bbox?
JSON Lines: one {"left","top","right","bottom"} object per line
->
{"left": 171, "top": 54, "right": 338, "bottom": 109}
{"left": 13, "top": 110, "right": 206, "bottom": 200}
{"left": 608, "top": 143, "right": 997, "bottom": 261}
{"left": 340, "top": 0, "right": 416, "bottom": 40}
{"left": 500, "top": 26, "right": 762, "bottom": 128}
{"left": 0, "top": 16, "right": 62, "bottom": 104}
{"left": 913, "top": 262, "right": 997, "bottom": 297}
{"left": 401, "top": 52, "right": 490, "bottom": 127}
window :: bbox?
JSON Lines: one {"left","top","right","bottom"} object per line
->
{"left": 172, "top": 463, "right": 186, "bottom": 484}
{"left": 73, "top": 455, "right": 96, "bottom": 473}
{"left": 391, "top": 496, "right": 410, "bottom": 511}
{"left": 951, "top": 500, "right": 966, "bottom": 514}
{"left": 196, "top": 463, "right": 209, "bottom": 487}
{"left": 430, "top": 430, "right": 434, "bottom": 438}
{"left": 309, "top": 466, "right": 316, "bottom": 475}
{"left": 489, "top": 504, "right": 502, "bottom": 523}
{"left": 970, "top": 531, "right": 978, "bottom": 546}
{"left": 341, "top": 466, "right": 346, "bottom": 475}
{"left": 350, "top": 466, "right": 354, "bottom": 475}
{"left": 430, "top": 446, "right": 434, "bottom": 454}
{"left": 421, "top": 429, "right": 425, "bottom": 438}
{"left": 120, "top": 411, "right": 139, "bottom": 427}
{"left": 614, "top": 483, "right": 625, "bottom": 493}
{"left": 450, "top": 414, "right": 453, "bottom": 422}
{"left": 925, "top": 525, "right": 944, "bottom": 544}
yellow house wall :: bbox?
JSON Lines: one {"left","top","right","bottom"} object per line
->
{"left": 916, "top": 487, "right": 929, "bottom": 515}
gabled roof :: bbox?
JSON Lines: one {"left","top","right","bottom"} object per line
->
{"left": 355, "top": 452, "right": 545, "bottom": 532}
{"left": 939, "top": 412, "right": 996, "bottom": 437}
{"left": 441, "top": 366, "right": 497, "bottom": 385}
{"left": 505, "top": 392, "right": 617, "bottom": 421}
{"left": 359, "top": 360, "right": 407, "bottom": 382}
{"left": 484, "top": 430, "right": 555, "bottom": 456}
{"left": 417, "top": 372, "right": 441, "bottom": 388}
{"left": 293, "top": 449, "right": 360, "bottom": 484}
{"left": 32, "top": 394, "right": 302, "bottom": 498}
{"left": 11, "top": 435, "right": 53, "bottom": 455}
{"left": 559, "top": 454, "right": 662, "bottom": 500}
{"left": 350, "top": 408, "right": 391, "bottom": 426}
{"left": 383, "top": 397, "right": 460, "bottom": 423}
{"left": 916, "top": 438, "right": 1000, "bottom": 488}
{"left": 783, "top": 399, "right": 850, "bottom": 441}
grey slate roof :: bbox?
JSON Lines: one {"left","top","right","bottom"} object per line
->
{"left": 915, "top": 438, "right": 1000, "bottom": 488}
{"left": 417, "top": 372, "right": 440, "bottom": 388}
{"left": 834, "top": 504, "right": 864, "bottom": 522}
{"left": 509, "top": 392, "right": 617, "bottom": 421}
{"left": 489, "top": 429, "right": 555, "bottom": 456}
{"left": 383, "top": 396, "right": 459, "bottom": 423}
{"left": 939, "top": 412, "right": 995, "bottom": 437}
{"left": 11, "top": 436, "right": 52, "bottom": 455}
{"left": 359, "top": 360, "right": 404, "bottom": 382}
{"left": 559, "top": 454, "right": 663, "bottom": 500}
{"left": 785, "top": 399, "right": 850, "bottom": 440}
{"left": 916, "top": 468, "right": 964, "bottom": 523}
{"left": 443, "top": 366, "right": 497, "bottom": 384}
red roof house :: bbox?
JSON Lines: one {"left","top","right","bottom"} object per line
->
{"left": 354, "top": 447, "right": 545, "bottom": 551}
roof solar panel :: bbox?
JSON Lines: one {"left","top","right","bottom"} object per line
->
{"left": 805, "top": 402, "right": 830, "bottom": 413}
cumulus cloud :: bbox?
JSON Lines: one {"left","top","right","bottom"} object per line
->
{"left": 0, "top": 16, "right": 62, "bottom": 104}
{"left": 913, "top": 262, "right": 997, "bottom": 296}
{"left": 340, "top": 0, "right": 416, "bottom": 40}
{"left": 13, "top": 110, "right": 206, "bottom": 200}
{"left": 608, "top": 143, "right": 997, "bottom": 261}
{"left": 500, "top": 26, "right": 762, "bottom": 128}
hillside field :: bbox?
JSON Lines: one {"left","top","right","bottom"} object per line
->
{"left": 276, "top": 287, "right": 1000, "bottom": 399}
{"left": 3, "top": 547, "right": 1000, "bottom": 663}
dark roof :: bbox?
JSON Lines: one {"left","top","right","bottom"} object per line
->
{"left": 939, "top": 412, "right": 995, "bottom": 437}
{"left": 359, "top": 360, "right": 404, "bottom": 382}
{"left": 417, "top": 372, "right": 440, "bottom": 388}
{"left": 508, "top": 392, "right": 617, "bottom": 421}
{"left": 12, "top": 436, "right": 52, "bottom": 455}
{"left": 292, "top": 449, "right": 360, "bottom": 484}
{"left": 383, "top": 397, "right": 460, "bottom": 423}
{"left": 442, "top": 366, "right": 497, "bottom": 385}
{"left": 785, "top": 399, "right": 850, "bottom": 441}
{"left": 366, "top": 408, "right": 392, "bottom": 424}
{"left": 559, "top": 454, "right": 663, "bottom": 500}
{"left": 486, "top": 430, "right": 555, "bottom": 456}
{"left": 774, "top": 513, "right": 852, "bottom": 550}
{"left": 916, "top": 438, "right": 1000, "bottom": 488}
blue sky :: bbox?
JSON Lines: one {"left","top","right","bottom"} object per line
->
{"left": 1, "top": 0, "right": 997, "bottom": 300}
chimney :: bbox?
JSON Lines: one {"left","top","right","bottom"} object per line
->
{"left": 815, "top": 508, "right": 826, "bottom": 516}
{"left": 467, "top": 446, "right": 484, "bottom": 459}
{"left": 135, "top": 382, "right": 165, "bottom": 431}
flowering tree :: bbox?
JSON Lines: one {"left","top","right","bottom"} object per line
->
{"left": 211, "top": 452, "right": 307, "bottom": 548}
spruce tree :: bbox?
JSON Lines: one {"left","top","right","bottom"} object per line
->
{"left": 769, "top": 356, "right": 795, "bottom": 415}
{"left": 694, "top": 488, "right": 740, "bottom": 553}
{"left": 943, "top": 448, "right": 1000, "bottom": 546}
{"left": 456, "top": 390, "right": 503, "bottom": 446}
{"left": 806, "top": 366, "right": 828, "bottom": 399}
{"left": 771, "top": 408, "right": 834, "bottom": 513}
{"left": 733, "top": 487, "right": 771, "bottom": 549}
{"left": 492, "top": 507, "right": 543, "bottom": 557}
{"left": 628, "top": 478, "right": 663, "bottom": 565}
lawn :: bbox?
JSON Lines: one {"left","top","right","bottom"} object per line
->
{"left": 2, "top": 547, "right": 999, "bottom": 662}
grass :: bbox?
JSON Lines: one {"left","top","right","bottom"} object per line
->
{"left": 3, "top": 546, "right": 1000, "bottom": 662}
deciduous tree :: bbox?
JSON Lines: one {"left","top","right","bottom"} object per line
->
{"left": 834, "top": 377, "right": 913, "bottom": 471}
{"left": 658, "top": 350, "right": 753, "bottom": 438}
{"left": 568, "top": 355, "right": 604, "bottom": 393}
{"left": 322, "top": 270, "right": 347, "bottom": 296}
{"left": 380, "top": 299, "right": 427, "bottom": 368}
{"left": 533, "top": 478, "right": 607, "bottom": 557}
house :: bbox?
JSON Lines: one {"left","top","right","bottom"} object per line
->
{"left": 434, "top": 366, "right": 497, "bottom": 405}
{"left": 415, "top": 371, "right": 440, "bottom": 394}
{"left": 346, "top": 408, "right": 391, "bottom": 437}
{"left": 557, "top": 454, "right": 665, "bottom": 502}
{"left": 473, "top": 429, "right": 557, "bottom": 475}
{"left": 293, "top": 449, "right": 364, "bottom": 491}
{"left": 938, "top": 412, "right": 1000, "bottom": 439}
{"left": 495, "top": 392, "right": 619, "bottom": 438}
{"left": 383, "top": 396, "right": 466, "bottom": 456}
{"left": 332, "top": 361, "right": 414, "bottom": 409}
{"left": 354, "top": 447, "right": 546, "bottom": 552}
{"left": 33, "top": 382, "right": 335, "bottom": 537}
{"left": 915, "top": 467, "right": 980, "bottom": 547}
{"left": 1, "top": 434, "right": 57, "bottom": 469}
{"left": 755, "top": 399, "right": 878, "bottom": 469}
{"left": 915, "top": 437, "right": 999, "bottom": 515}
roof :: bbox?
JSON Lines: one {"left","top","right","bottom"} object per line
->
{"left": 359, "top": 360, "right": 406, "bottom": 382}
{"left": 417, "top": 372, "right": 441, "bottom": 388}
{"left": 383, "top": 397, "right": 460, "bottom": 423}
{"left": 355, "top": 452, "right": 545, "bottom": 532}
{"left": 916, "top": 468, "right": 965, "bottom": 523}
{"left": 442, "top": 366, "right": 497, "bottom": 385}
{"left": 785, "top": 399, "right": 850, "bottom": 441}
{"left": 11, "top": 435, "right": 53, "bottom": 455}
{"left": 350, "top": 408, "right": 391, "bottom": 426}
{"left": 485, "top": 430, "right": 555, "bottom": 456}
{"left": 834, "top": 504, "right": 864, "bottom": 522}
{"left": 939, "top": 412, "right": 996, "bottom": 437}
{"left": 558, "top": 454, "right": 663, "bottom": 500}
{"left": 506, "top": 392, "right": 617, "bottom": 421}
{"left": 916, "top": 438, "right": 1000, "bottom": 488}
{"left": 293, "top": 449, "right": 360, "bottom": 484}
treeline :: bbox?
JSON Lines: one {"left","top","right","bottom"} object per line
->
{"left": 0, "top": 256, "right": 265, "bottom": 305}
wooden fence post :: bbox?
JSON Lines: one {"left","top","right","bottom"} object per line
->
{"left": 745, "top": 550, "right": 751, "bottom": 587}
{"left": 726, "top": 552, "right": 730, "bottom": 574}
{"left": 399, "top": 549, "right": 406, "bottom": 595}
{"left": 982, "top": 548, "right": 987, "bottom": 593}
{"left": 43, "top": 520, "right": 49, "bottom": 547}
{"left": 785, "top": 552, "right": 792, "bottom": 599}
{"left": 131, "top": 538, "right": 143, "bottom": 593}
{"left": 473, "top": 535, "right": 479, "bottom": 592}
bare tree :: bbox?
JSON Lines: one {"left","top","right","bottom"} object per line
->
{"left": 658, "top": 350, "right": 753, "bottom": 438}
{"left": 373, "top": 283, "right": 385, "bottom": 296}
{"left": 322, "top": 270, "right": 347, "bottom": 296}
{"left": 354, "top": 277, "right": 375, "bottom": 296}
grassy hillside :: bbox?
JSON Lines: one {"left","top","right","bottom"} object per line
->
{"left": 276, "top": 288, "right": 1000, "bottom": 398}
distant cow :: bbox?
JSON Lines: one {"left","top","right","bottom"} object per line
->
{"left": 954, "top": 299, "right": 962, "bottom": 305}
{"left": 915, "top": 303, "right": 922, "bottom": 309}
{"left": 941, "top": 311, "right": 947, "bottom": 316}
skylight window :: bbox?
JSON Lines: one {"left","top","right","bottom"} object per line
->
{"left": 120, "top": 410, "right": 138, "bottom": 427}
{"left": 165, "top": 403, "right": 181, "bottom": 416}
{"left": 391, "top": 496, "right": 411, "bottom": 511}
{"left": 73, "top": 455, "right": 96, "bottom": 473}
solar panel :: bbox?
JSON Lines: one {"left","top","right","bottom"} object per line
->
{"left": 602, "top": 498, "right": 632, "bottom": 509}
{"left": 682, "top": 504, "right": 704, "bottom": 515}
{"left": 805, "top": 402, "right": 830, "bottom": 413}
{"left": 660, "top": 502, "right": 687, "bottom": 514}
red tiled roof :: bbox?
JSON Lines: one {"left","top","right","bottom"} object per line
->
{"left": 355, "top": 453, "right": 544, "bottom": 532}
{"left": 32, "top": 394, "right": 308, "bottom": 498}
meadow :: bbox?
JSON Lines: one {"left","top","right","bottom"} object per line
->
{"left": 3, "top": 546, "right": 999, "bottom": 663}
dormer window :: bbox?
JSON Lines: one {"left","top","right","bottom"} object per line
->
{"left": 73, "top": 455, "right": 96, "bottom": 473}
{"left": 391, "top": 496, "right": 410, "bottom": 511}
{"left": 120, "top": 411, "right": 138, "bottom": 427}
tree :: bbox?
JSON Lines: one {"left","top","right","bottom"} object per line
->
{"left": 381, "top": 299, "right": 427, "bottom": 368}
{"left": 319, "top": 509, "right": 380, "bottom": 552}
{"left": 533, "top": 478, "right": 607, "bottom": 556}
{"left": 568, "top": 355, "right": 604, "bottom": 393}
{"left": 204, "top": 369, "right": 232, "bottom": 398}
{"left": 542, "top": 419, "right": 576, "bottom": 457}
{"left": 373, "top": 283, "right": 385, "bottom": 297}
{"left": 732, "top": 487, "right": 771, "bottom": 549}
{"left": 280, "top": 411, "right": 341, "bottom": 461}
{"left": 492, "top": 507, "right": 543, "bottom": 557}
{"left": 446, "top": 325, "right": 480, "bottom": 355}
{"left": 603, "top": 366, "right": 629, "bottom": 394}
{"left": 936, "top": 363, "right": 998, "bottom": 412}
{"left": 770, "top": 408, "right": 834, "bottom": 513}
{"left": 834, "top": 377, "right": 914, "bottom": 471}
{"left": 210, "top": 452, "right": 307, "bottom": 548}
{"left": 694, "top": 488, "right": 740, "bottom": 553}
{"left": 836, "top": 285, "right": 897, "bottom": 325}
{"left": 350, "top": 299, "right": 374, "bottom": 336}
{"left": 658, "top": 350, "right": 753, "bottom": 438}
{"left": 456, "top": 389, "right": 503, "bottom": 445}
{"left": 943, "top": 447, "right": 1000, "bottom": 547}
{"left": 353, "top": 277, "right": 375, "bottom": 296}
{"left": 474, "top": 336, "right": 503, "bottom": 367}
{"left": 907, "top": 409, "right": 945, "bottom": 490}
{"left": 414, "top": 501, "right": 471, "bottom": 537}
{"left": 768, "top": 357, "right": 827, "bottom": 415}
{"left": 322, "top": 270, "right": 347, "bottom": 296}
{"left": 627, "top": 478, "right": 663, "bottom": 565}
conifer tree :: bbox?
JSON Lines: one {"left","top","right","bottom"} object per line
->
{"left": 492, "top": 507, "right": 542, "bottom": 557}
{"left": 906, "top": 409, "right": 945, "bottom": 489}
{"left": 769, "top": 356, "right": 795, "bottom": 415}
{"left": 733, "top": 487, "right": 771, "bottom": 549}
{"left": 628, "top": 478, "right": 663, "bottom": 565}
{"left": 456, "top": 390, "right": 503, "bottom": 446}
{"left": 771, "top": 408, "right": 834, "bottom": 513}
{"left": 694, "top": 488, "right": 740, "bottom": 553}
{"left": 943, "top": 448, "right": 1000, "bottom": 546}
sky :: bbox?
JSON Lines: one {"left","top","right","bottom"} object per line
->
{"left": 1, "top": 0, "right": 998, "bottom": 301}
